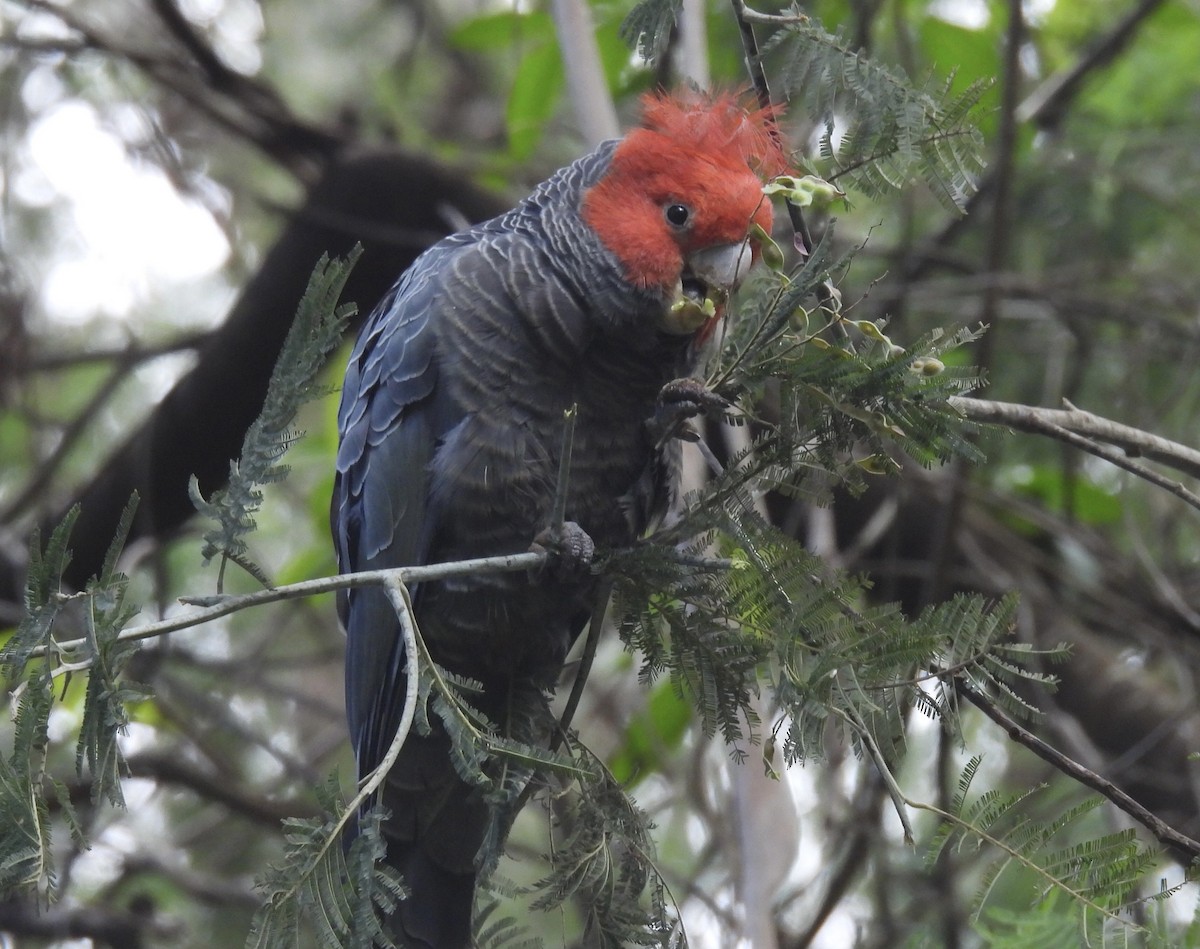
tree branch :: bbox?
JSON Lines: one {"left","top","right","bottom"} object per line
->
{"left": 0, "top": 899, "right": 162, "bottom": 948}
{"left": 40, "top": 551, "right": 546, "bottom": 660}
{"left": 950, "top": 396, "right": 1200, "bottom": 512}
{"left": 878, "top": 0, "right": 1168, "bottom": 307}
{"left": 551, "top": 0, "right": 619, "bottom": 144}
{"left": 957, "top": 679, "right": 1200, "bottom": 863}
{"left": 124, "top": 751, "right": 320, "bottom": 826}
{"left": 950, "top": 396, "right": 1200, "bottom": 482}
{"left": 1016, "top": 0, "right": 1168, "bottom": 128}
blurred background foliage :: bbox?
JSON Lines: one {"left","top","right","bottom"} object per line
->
{"left": 2, "top": 0, "right": 1200, "bottom": 945}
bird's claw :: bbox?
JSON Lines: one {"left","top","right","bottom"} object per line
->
{"left": 530, "top": 521, "right": 595, "bottom": 578}
{"left": 648, "top": 377, "right": 729, "bottom": 444}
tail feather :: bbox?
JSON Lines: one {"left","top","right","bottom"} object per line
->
{"left": 376, "top": 728, "right": 488, "bottom": 949}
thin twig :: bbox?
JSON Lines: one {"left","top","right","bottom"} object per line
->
{"left": 957, "top": 679, "right": 1200, "bottom": 862}
{"left": 902, "top": 793, "right": 1131, "bottom": 927}
{"left": 736, "top": 5, "right": 809, "bottom": 25}
{"left": 551, "top": 405, "right": 578, "bottom": 529}
{"left": 832, "top": 677, "right": 914, "bottom": 844}
{"left": 37, "top": 551, "right": 546, "bottom": 660}
{"left": 551, "top": 579, "right": 613, "bottom": 754}
{"left": 727, "top": 0, "right": 842, "bottom": 323}
{"left": 1, "top": 365, "right": 131, "bottom": 523}
{"left": 263, "top": 574, "right": 420, "bottom": 918}
{"left": 366, "top": 576, "right": 422, "bottom": 801}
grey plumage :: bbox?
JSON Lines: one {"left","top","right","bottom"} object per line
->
{"left": 331, "top": 143, "right": 699, "bottom": 948}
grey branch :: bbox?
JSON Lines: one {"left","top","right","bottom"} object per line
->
{"left": 958, "top": 680, "right": 1200, "bottom": 863}
{"left": 551, "top": 0, "right": 619, "bottom": 145}
{"left": 950, "top": 396, "right": 1200, "bottom": 482}
{"left": 39, "top": 551, "right": 546, "bottom": 660}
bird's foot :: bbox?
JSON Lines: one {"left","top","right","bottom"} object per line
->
{"left": 648, "top": 377, "right": 729, "bottom": 445}
{"left": 530, "top": 521, "right": 595, "bottom": 578}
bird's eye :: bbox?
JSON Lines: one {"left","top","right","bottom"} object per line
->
{"left": 665, "top": 204, "right": 691, "bottom": 227}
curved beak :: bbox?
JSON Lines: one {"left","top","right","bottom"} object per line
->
{"left": 686, "top": 241, "right": 755, "bottom": 293}
{"left": 661, "top": 241, "right": 755, "bottom": 336}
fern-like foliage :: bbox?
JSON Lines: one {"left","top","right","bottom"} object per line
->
{"left": 610, "top": 539, "right": 769, "bottom": 753}
{"left": 0, "top": 684, "right": 59, "bottom": 897}
{"left": 618, "top": 5, "right": 987, "bottom": 210}
{"left": 1, "top": 506, "right": 79, "bottom": 682}
{"left": 473, "top": 897, "right": 544, "bottom": 949}
{"left": 710, "top": 244, "right": 986, "bottom": 475}
{"left": 0, "top": 506, "right": 81, "bottom": 897}
{"left": 972, "top": 885, "right": 1196, "bottom": 949}
{"left": 600, "top": 244, "right": 1076, "bottom": 939}
{"left": 519, "top": 744, "right": 682, "bottom": 948}
{"left": 926, "top": 759, "right": 1163, "bottom": 938}
{"left": 619, "top": 0, "right": 681, "bottom": 64}
{"left": 75, "top": 493, "right": 144, "bottom": 808}
{"left": 190, "top": 246, "right": 363, "bottom": 589}
{"left": 1, "top": 250, "right": 366, "bottom": 910}
{"left": 768, "top": 20, "right": 989, "bottom": 209}
{"left": 0, "top": 498, "right": 141, "bottom": 895}
{"left": 247, "top": 778, "right": 404, "bottom": 949}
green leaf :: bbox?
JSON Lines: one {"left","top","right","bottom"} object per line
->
{"left": 1003, "top": 464, "right": 1122, "bottom": 526}
{"left": 192, "top": 247, "right": 361, "bottom": 589}
{"left": 450, "top": 10, "right": 553, "bottom": 51}
{"left": 609, "top": 682, "right": 693, "bottom": 787}
{"left": 506, "top": 43, "right": 564, "bottom": 161}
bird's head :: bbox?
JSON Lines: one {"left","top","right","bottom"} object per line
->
{"left": 582, "top": 89, "right": 788, "bottom": 339}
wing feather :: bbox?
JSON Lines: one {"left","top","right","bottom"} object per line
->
{"left": 332, "top": 245, "right": 456, "bottom": 771}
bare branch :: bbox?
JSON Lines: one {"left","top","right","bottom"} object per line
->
{"left": 0, "top": 899, "right": 164, "bottom": 948}
{"left": 19, "top": 0, "right": 339, "bottom": 171}
{"left": 957, "top": 679, "right": 1200, "bottom": 863}
{"left": 1016, "top": 0, "right": 1168, "bottom": 128}
{"left": 950, "top": 396, "right": 1200, "bottom": 482}
{"left": 25, "top": 331, "right": 210, "bottom": 372}
{"left": 124, "top": 751, "right": 321, "bottom": 825}
{"left": 0, "top": 366, "right": 132, "bottom": 524}
{"left": 42, "top": 551, "right": 546, "bottom": 660}
{"left": 551, "top": 0, "right": 619, "bottom": 145}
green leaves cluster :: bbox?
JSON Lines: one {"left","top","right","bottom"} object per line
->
{"left": 772, "top": 21, "right": 989, "bottom": 210}
{"left": 0, "top": 250, "right": 365, "bottom": 920}
{"left": 248, "top": 780, "right": 404, "bottom": 949}
{"left": 526, "top": 747, "right": 681, "bottom": 948}
{"left": 928, "top": 759, "right": 1169, "bottom": 942}
{"left": 0, "top": 492, "right": 147, "bottom": 897}
{"left": 0, "top": 508, "right": 82, "bottom": 898}
{"left": 189, "top": 246, "right": 362, "bottom": 589}
{"left": 621, "top": 1, "right": 988, "bottom": 210}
